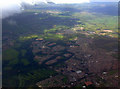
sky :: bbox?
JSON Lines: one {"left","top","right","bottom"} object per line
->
{"left": 0, "top": 0, "right": 119, "bottom": 9}
{"left": 0, "top": 0, "right": 90, "bottom": 7}
{"left": 0, "top": 0, "right": 90, "bottom": 19}
{"left": 0, "top": 0, "right": 119, "bottom": 19}
{"left": 51, "top": 0, "right": 90, "bottom": 4}
{"left": 90, "top": 0, "right": 119, "bottom": 2}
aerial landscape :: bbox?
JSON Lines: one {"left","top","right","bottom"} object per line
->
{"left": 2, "top": 0, "right": 119, "bottom": 89}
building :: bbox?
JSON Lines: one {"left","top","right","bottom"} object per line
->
{"left": 85, "top": 81, "right": 93, "bottom": 86}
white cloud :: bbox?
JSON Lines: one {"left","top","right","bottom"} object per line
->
{"left": 52, "top": 0, "right": 90, "bottom": 4}
{"left": 0, "top": 0, "right": 90, "bottom": 19}
{"left": 0, "top": 0, "right": 22, "bottom": 19}
{"left": 0, "top": 0, "right": 90, "bottom": 9}
{"left": 90, "top": 0, "right": 119, "bottom": 2}
{"left": 0, "top": 0, "right": 21, "bottom": 9}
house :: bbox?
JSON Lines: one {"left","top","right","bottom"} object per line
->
{"left": 76, "top": 70, "right": 82, "bottom": 74}
{"left": 85, "top": 81, "right": 93, "bottom": 86}
{"left": 48, "top": 43, "right": 56, "bottom": 46}
{"left": 36, "top": 38, "right": 43, "bottom": 41}
{"left": 34, "top": 13, "right": 38, "bottom": 15}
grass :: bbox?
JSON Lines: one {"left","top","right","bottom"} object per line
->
{"left": 72, "top": 12, "right": 118, "bottom": 37}
{"left": 44, "top": 33, "right": 64, "bottom": 40}
{"left": 3, "top": 48, "right": 19, "bottom": 61}
{"left": 21, "top": 49, "right": 27, "bottom": 57}
{"left": 108, "top": 70, "right": 118, "bottom": 75}
{"left": 21, "top": 59, "right": 30, "bottom": 66}
{"left": 19, "top": 35, "right": 38, "bottom": 41}
{"left": 18, "top": 69, "right": 57, "bottom": 87}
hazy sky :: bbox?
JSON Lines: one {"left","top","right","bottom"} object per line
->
{"left": 0, "top": 0, "right": 90, "bottom": 8}
{"left": 51, "top": 0, "right": 90, "bottom": 4}
{"left": 0, "top": 0, "right": 91, "bottom": 9}
{"left": 90, "top": 0, "right": 119, "bottom": 2}
{"left": 0, "top": 0, "right": 119, "bottom": 9}
{"left": 0, "top": 0, "right": 119, "bottom": 19}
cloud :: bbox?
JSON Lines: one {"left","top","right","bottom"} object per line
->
{"left": 0, "top": 0, "right": 90, "bottom": 19}
{"left": 0, "top": 0, "right": 21, "bottom": 19}
{"left": 52, "top": 0, "right": 90, "bottom": 4}
{"left": 90, "top": 0, "right": 119, "bottom": 2}
{"left": 0, "top": 0, "right": 119, "bottom": 19}
{"left": 1, "top": 4, "right": 22, "bottom": 19}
